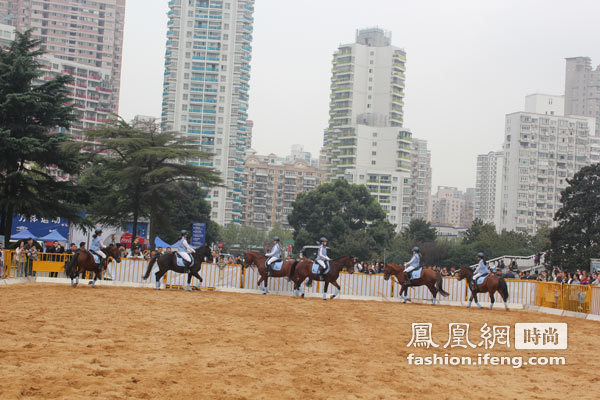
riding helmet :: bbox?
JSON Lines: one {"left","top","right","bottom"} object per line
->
{"left": 477, "top": 252, "right": 485, "bottom": 258}
{"left": 320, "top": 237, "right": 327, "bottom": 243}
{"left": 95, "top": 229, "right": 103, "bottom": 234}
{"left": 180, "top": 229, "right": 188, "bottom": 235}
{"left": 412, "top": 246, "right": 420, "bottom": 252}
{"left": 273, "top": 236, "right": 280, "bottom": 242}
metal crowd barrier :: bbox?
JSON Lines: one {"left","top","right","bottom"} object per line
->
{"left": 2, "top": 251, "right": 600, "bottom": 316}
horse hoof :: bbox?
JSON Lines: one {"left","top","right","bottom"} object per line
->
{"left": 330, "top": 295, "right": 336, "bottom": 300}
{"left": 262, "top": 292, "right": 267, "bottom": 295}
{"left": 301, "top": 294, "right": 305, "bottom": 298}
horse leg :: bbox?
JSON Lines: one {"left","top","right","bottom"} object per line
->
{"left": 467, "top": 290, "right": 474, "bottom": 308}
{"left": 91, "top": 269, "right": 99, "bottom": 288}
{"left": 263, "top": 276, "right": 269, "bottom": 295}
{"left": 428, "top": 283, "right": 437, "bottom": 305}
{"left": 186, "top": 272, "right": 192, "bottom": 291}
{"left": 155, "top": 269, "right": 165, "bottom": 290}
{"left": 474, "top": 291, "right": 482, "bottom": 309}
{"left": 257, "top": 274, "right": 266, "bottom": 293}
{"left": 401, "top": 285, "right": 408, "bottom": 303}
{"left": 330, "top": 281, "right": 341, "bottom": 300}
{"left": 323, "top": 281, "right": 329, "bottom": 300}
{"left": 191, "top": 270, "right": 202, "bottom": 289}
{"left": 489, "top": 290, "right": 495, "bottom": 310}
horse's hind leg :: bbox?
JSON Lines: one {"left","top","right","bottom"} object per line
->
{"left": 91, "top": 269, "right": 99, "bottom": 288}
{"left": 489, "top": 291, "right": 495, "bottom": 310}
{"left": 191, "top": 270, "right": 202, "bottom": 289}
{"left": 428, "top": 284, "right": 437, "bottom": 305}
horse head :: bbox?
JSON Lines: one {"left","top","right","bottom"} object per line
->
{"left": 455, "top": 266, "right": 473, "bottom": 281}
{"left": 194, "top": 244, "right": 213, "bottom": 263}
{"left": 105, "top": 244, "right": 122, "bottom": 263}
{"left": 243, "top": 251, "right": 257, "bottom": 268}
{"left": 335, "top": 255, "right": 357, "bottom": 274}
{"left": 383, "top": 263, "right": 403, "bottom": 281}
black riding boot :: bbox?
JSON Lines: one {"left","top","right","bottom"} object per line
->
{"left": 404, "top": 272, "right": 411, "bottom": 287}
{"left": 319, "top": 267, "right": 326, "bottom": 281}
{"left": 471, "top": 280, "right": 478, "bottom": 294}
{"left": 267, "top": 263, "right": 272, "bottom": 277}
{"left": 183, "top": 260, "right": 191, "bottom": 274}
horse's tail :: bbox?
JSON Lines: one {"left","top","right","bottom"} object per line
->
{"left": 288, "top": 260, "right": 298, "bottom": 282}
{"left": 65, "top": 252, "right": 78, "bottom": 277}
{"left": 436, "top": 273, "right": 449, "bottom": 297}
{"left": 498, "top": 277, "right": 509, "bottom": 301}
{"left": 143, "top": 255, "right": 159, "bottom": 280}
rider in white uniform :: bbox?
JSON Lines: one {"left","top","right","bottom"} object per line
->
{"left": 90, "top": 229, "right": 106, "bottom": 268}
{"left": 472, "top": 252, "right": 489, "bottom": 293}
{"left": 316, "top": 237, "right": 330, "bottom": 280}
{"left": 403, "top": 247, "right": 421, "bottom": 286}
{"left": 174, "top": 230, "right": 195, "bottom": 273}
{"left": 265, "top": 237, "right": 281, "bottom": 276}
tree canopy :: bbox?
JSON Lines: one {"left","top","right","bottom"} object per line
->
{"left": 0, "top": 30, "right": 88, "bottom": 241}
{"left": 546, "top": 163, "right": 600, "bottom": 271}
{"left": 287, "top": 179, "right": 395, "bottom": 260}
{"left": 78, "top": 118, "right": 221, "bottom": 246}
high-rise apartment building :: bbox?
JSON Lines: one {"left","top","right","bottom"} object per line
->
{"left": 409, "top": 138, "right": 432, "bottom": 221}
{"left": 161, "top": 0, "right": 255, "bottom": 226}
{"left": 500, "top": 95, "right": 595, "bottom": 233}
{"left": 0, "top": 0, "right": 126, "bottom": 114}
{"left": 323, "top": 27, "right": 411, "bottom": 229}
{"left": 243, "top": 150, "right": 325, "bottom": 230}
{"left": 565, "top": 57, "right": 600, "bottom": 133}
{"left": 474, "top": 151, "right": 504, "bottom": 228}
{"left": 429, "top": 186, "right": 468, "bottom": 228}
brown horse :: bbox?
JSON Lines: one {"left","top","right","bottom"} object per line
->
{"left": 144, "top": 245, "right": 213, "bottom": 290}
{"left": 66, "top": 245, "right": 122, "bottom": 288}
{"left": 455, "top": 266, "right": 509, "bottom": 310}
{"left": 383, "top": 263, "right": 449, "bottom": 305}
{"left": 243, "top": 251, "right": 298, "bottom": 294}
{"left": 289, "top": 255, "right": 358, "bottom": 300}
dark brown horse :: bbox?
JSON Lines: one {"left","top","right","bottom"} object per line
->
{"left": 66, "top": 245, "right": 122, "bottom": 288}
{"left": 143, "top": 244, "right": 213, "bottom": 290}
{"left": 243, "top": 251, "right": 298, "bottom": 294}
{"left": 455, "top": 266, "right": 509, "bottom": 310}
{"left": 289, "top": 255, "right": 358, "bottom": 300}
{"left": 383, "top": 263, "right": 449, "bottom": 305}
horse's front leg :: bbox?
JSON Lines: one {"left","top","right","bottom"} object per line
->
{"left": 185, "top": 271, "right": 193, "bottom": 291}
{"left": 400, "top": 284, "right": 408, "bottom": 303}
{"left": 330, "top": 280, "right": 341, "bottom": 299}
{"left": 322, "top": 281, "right": 329, "bottom": 300}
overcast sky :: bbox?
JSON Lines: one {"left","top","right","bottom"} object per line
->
{"left": 119, "top": 0, "right": 600, "bottom": 191}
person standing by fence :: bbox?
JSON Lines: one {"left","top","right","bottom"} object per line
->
{"left": 15, "top": 241, "right": 27, "bottom": 277}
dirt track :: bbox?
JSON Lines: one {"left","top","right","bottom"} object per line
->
{"left": 0, "top": 283, "right": 598, "bottom": 399}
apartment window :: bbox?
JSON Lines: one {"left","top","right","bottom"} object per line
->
{"left": 368, "top": 86, "right": 372, "bottom": 91}
{"left": 368, "top": 69, "right": 372, "bottom": 73}
{"left": 371, "top": 160, "right": 376, "bottom": 165}
{"left": 372, "top": 141, "right": 377, "bottom": 146}
{"left": 369, "top": 60, "right": 373, "bottom": 64}
{"left": 372, "top": 132, "right": 377, "bottom": 137}
{"left": 372, "top": 151, "right": 376, "bottom": 155}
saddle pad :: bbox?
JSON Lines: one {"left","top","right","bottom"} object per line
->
{"left": 92, "top": 253, "right": 101, "bottom": 264}
{"left": 176, "top": 253, "right": 194, "bottom": 268}
{"left": 271, "top": 261, "right": 284, "bottom": 271}
{"left": 476, "top": 274, "right": 488, "bottom": 284}
{"left": 312, "top": 262, "right": 330, "bottom": 275}
{"left": 409, "top": 268, "right": 422, "bottom": 280}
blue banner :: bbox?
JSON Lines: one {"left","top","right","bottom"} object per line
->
{"left": 11, "top": 214, "right": 70, "bottom": 239}
{"left": 126, "top": 222, "right": 149, "bottom": 238}
{"left": 192, "top": 222, "right": 206, "bottom": 247}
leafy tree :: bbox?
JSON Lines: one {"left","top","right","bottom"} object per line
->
{"left": 463, "top": 218, "right": 496, "bottom": 244}
{"left": 546, "top": 164, "right": 600, "bottom": 271}
{"left": 0, "top": 30, "right": 89, "bottom": 241}
{"left": 268, "top": 223, "right": 294, "bottom": 245}
{"left": 287, "top": 179, "right": 395, "bottom": 260}
{"left": 401, "top": 218, "right": 437, "bottom": 243}
{"left": 155, "top": 182, "right": 220, "bottom": 246}
{"left": 79, "top": 118, "right": 221, "bottom": 246}
{"left": 219, "top": 224, "right": 266, "bottom": 252}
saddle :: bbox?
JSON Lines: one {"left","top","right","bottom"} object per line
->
{"left": 175, "top": 253, "right": 195, "bottom": 268}
{"left": 407, "top": 267, "right": 422, "bottom": 280}
{"left": 312, "top": 261, "right": 330, "bottom": 276}
{"left": 265, "top": 259, "right": 283, "bottom": 271}
{"left": 474, "top": 273, "right": 488, "bottom": 285}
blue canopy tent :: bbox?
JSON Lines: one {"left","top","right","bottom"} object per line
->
{"left": 38, "top": 230, "right": 68, "bottom": 242}
{"left": 154, "top": 236, "right": 177, "bottom": 249}
{"left": 11, "top": 229, "right": 37, "bottom": 240}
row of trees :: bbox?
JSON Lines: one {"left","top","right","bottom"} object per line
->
{"left": 0, "top": 31, "right": 221, "bottom": 245}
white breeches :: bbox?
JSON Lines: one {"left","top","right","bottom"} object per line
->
{"left": 316, "top": 259, "right": 327, "bottom": 269}
{"left": 92, "top": 250, "right": 106, "bottom": 259}
{"left": 178, "top": 252, "right": 191, "bottom": 263}
{"left": 405, "top": 265, "right": 417, "bottom": 273}
{"left": 267, "top": 256, "right": 279, "bottom": 265}
{"left": 473, "top": 272, "right": 484, "bottom": 282}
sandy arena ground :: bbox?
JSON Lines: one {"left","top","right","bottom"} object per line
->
{"left": 0, "top": 283, "right": 598, "bottom": 399}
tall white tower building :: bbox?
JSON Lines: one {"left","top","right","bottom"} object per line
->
{"left": 500, "top": 95, "right": 595, "bottom": 234}
{"left": 162, "top": 0, "right": 254, "bottom": 225}
{"left": 474, "top": 151, "right": 504, "bottom": 228}
{"left": 323, "top": 28, "right": 411, "bottom": 228}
